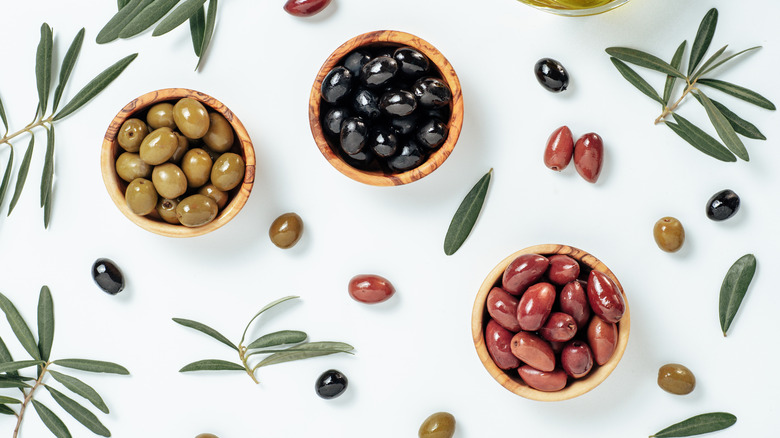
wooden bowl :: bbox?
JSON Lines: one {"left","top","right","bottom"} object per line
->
{"left": 472, "top": 244, "right": 630, "bottom": 401}
{"left": 309, "top": 30, "right": 464, "bottom": 186}
{"left": 101, "top": 88, "right": 256, "bottom": 237}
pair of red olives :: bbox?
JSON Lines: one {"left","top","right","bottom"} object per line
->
{"left": 544, "top": 126, "right": 604, "bottom": 183}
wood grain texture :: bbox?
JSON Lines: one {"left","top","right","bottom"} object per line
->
{"left": 308, "top": 30, "right": 463, "bottom": 186}
{"left": 101, "top": 88, "right": 255, "bottom": 238}
{"left": 471, "top": 244, "right": 630, "bottom": 401}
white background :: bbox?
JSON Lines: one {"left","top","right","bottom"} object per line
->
{"left": 0, "top": 0, "right": 777, "bottom": 436}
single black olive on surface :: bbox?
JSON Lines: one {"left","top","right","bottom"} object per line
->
{"left": 387, "top": 140, "right": 425, "bottom": 172}
{"left": 534, "top": 58, "right": 569, "bottom": 92}
{"left": 380, "top": 90, "right": 417, "bottom": 117}
{"left": 340, "top": 117, "right": 369, "bottom": 155}
{"left": 360, "top": 56, "right": 398, "bottom": 87}
{"left": 706, "top": 189, "right": 740, "bottom": 221}
{"left": 394, "top": 47, "right": 429, "bottom": 76}
{"left": 315, "top": 369, "right": 348, "bottom": 399}
{"left": 92, "top": 258, "right": 125, "bottom": 295}
{"left": 416, "top": 118, "right": 448, "bottom": 150}
{"left": 343, "top": 50, "right": 371, "bottom": 76}
{"left": 323, "top": 107, "right": 350, "bottom": 136}
{"left": 369, "top": 128, "right": 398, "bottom": 157}
{"left": 412, "top": 77, "right": 452, "bottom": 107}
{"left": 389, "top": 113, "right": 419, "bottom": 136}
{"left": 353, "top": 88, "right": 381, "bottom": 119}
{"left": 321, "top": 66, "right": 354, "bottom": 103}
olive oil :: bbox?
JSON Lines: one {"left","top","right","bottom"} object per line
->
{"left": 520, "top": 0, "right": 617, "bottom": 10}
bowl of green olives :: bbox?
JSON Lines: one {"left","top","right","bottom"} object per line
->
{"left": 101, "top": 88, "right": 255, "bottom": 237}
{"left": 309, "top": 30, "right": 464, "bottom": 186}
{"left": 471, "top": 244, "right": 630, "bottom": 401}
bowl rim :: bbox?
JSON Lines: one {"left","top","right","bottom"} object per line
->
{"left": 308, "top": 29, "right": 464, "bottom": 186}
{"left": 101, "top": 88, "right": 256, "bottom": 238}
{"left": 471, "top": 244, "right": 630, "bottom": 401}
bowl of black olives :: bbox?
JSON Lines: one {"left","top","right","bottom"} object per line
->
{"left": 309, "top": 30, "right": 464, "bottom": 186}
{"left": 101, "top": 88, "right": 256, "bottom": 237}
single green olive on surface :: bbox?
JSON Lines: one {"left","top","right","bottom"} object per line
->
{"left": 139, "top": 127, "right": 179, "bottom": 165}
{"left": 156, "top": 198, "right": 180, "bottom": 224}
{"left": 211, "top": 152, "right": 245, "bottom": 191}
{"left": 658, "top": 363, "right": 696, "bottom": 395}
{"left": 181, "top": 148, "right": 213, "bottom": 188}
{"left": 418, "top": 412, "right": 456, "bottom": 438}
{"left": 198, "top": 183, "right": 228, "bottom": 209}
{"left": 146, "top": 102, "right": 176, "bottom": 130}
{"left": 653, "top": 216, "right": 685, "bottom": 252}
{"left": 269, "top": 212, "right": 304, "bottom": 249}
{"left": 115, "top": 152, "right": 152, "bottom": 182}
{"left": 203, "top": 112, "right": 234, "bottom": 152}
{"left": 176, "top": 194, "right": 218, "bottom": 227}
{"left": 125, "top": 178, "right": 158, "bottom": 215}
{"left": 174, "top": 97, "right": 210, "bottom": 139}
{"left": 117, "top": 118, "right": 148, "bottom": 152}
{"left": 195, "top": 434, "right": 219, "bottom": 438}
{"left": 152, "top": 163, "right": 188, "bottom": 199}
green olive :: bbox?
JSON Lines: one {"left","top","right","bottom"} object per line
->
{"left": 156, "top": 198, "right": 180, "bottom": 224}
{"left": 202, "top": 112, "right": 234, "bottom": 152}
{"left": 115, "top": 152, "right": 152, "bottom": 182}
{"left": 658, "top": 363, "right": 695, "bottom": 395}
{"left": 269, "top": 213, "right": 304, "bottom": 249}
{"left": 125, "top": 178, "right": 158, "bottom": 215}
{"left": 169, "top": 132, "right": 189, "bottom": 162}
{"left": 152, "top": 163, "right": 188, "bottom": 199}
{"left": 202, "top": 145, "right": 222, "bottom": 162}
{"left": 117, "top": 118, "right": 148, "bottom": 152}
{"left": 176, "top": 194, "right": 218, "bottom": 227}
{"left": 211, "top": 152, "right": 245, "bottom": 191}
{"left": 198, "top": 183, "right": 228, "bottom": 209}
{"left": 653, "top": 217, "right": 685, "bottom": 253}
{"left": 146, "top": 103, "right": 176, "bottom": 130}
{"left": 195, "top": 434, "right": 219, "bottom": 438}
{"left": 139, "top": 127, "right": 178, "bottom": 165}
{"left": 419, "top": 412, "right": 455, "bottom": 438}
{"left": 173, "top": 98, "right": 210, "bottom": 139}
{"left": 181, "top": 148, "right": 213, "bottom": 188}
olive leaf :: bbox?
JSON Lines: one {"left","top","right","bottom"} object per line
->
{"left": 48, "top": 370, "right": 109, "bottom": 414}
{"left": 32, "top": 400, "right": 72, "bottom": 438}
{"left": 52, "top": 29, "right": 85, "bottom": 113}
{"left": 196, "top": 0, "right": 217, "bottom": 70}
{"left": 688, "top": 8, "right": 718, "bottom": 76}
{"left": 0, "top": 396, "right": 21, "bottom": 404}
{"left": 610, "top": 58, "right": 663, "bottom": 104}
{"left": 694, "top": 90, "right": 748, "bottom": 160}
{"left": 0, "top": 291, "right": 41, "bottom": 361}
{"left": 0, "top": 360, "right": 43, "bottom": 373}
{"left": 119, "top": 0, "right": 180, "bottom": 39}
{"left": 117, "top": 0, "right": 130, "bottom": 10}
{"left": 444, "top": 169, "right": 492, "bottom": 256}
{"left": 663, "top": 41, "right": 686, "bottom": 106}
{"left": 35, "top": 24, "right": 53, "bottom": 117}
{"left": 153, "top": 0, "right": 206, "bottom": 36}
{"left": 0, "top": 148, "right": 14, "bottom": 207}
{"left": 0, "top": 94, "right": 8, "bottom": 134}
{"left": 0, "top": 379, "right": 31, "bottom": 389}
{"left": 172, "top": 317, "right": 237, "bottom": 351}
{"left": 0, "top": 405, "right": 17, "bottom": 415}
{"left": 719, "top": 254, "right": 756, "bottom": 336}
{"left": 697, "top": 78, "right": 776, "bottom": 110}
{"left": 52, "top": 359, "right": 129, "bottom": 375}
{"left": 690, "top": 44, "right": 727, "bottom": 81}
{"left": 691, "top": 94, "right": 765, "bottom": 140}
{"left": 41, "top": 126, "right": 55, "bottom": 227}
{"left": 247, "top": 330, "right": 307, "bottom": 350}
{"left": 697, "top": 46, "right": 760, "bottom": 79}
{"left": 7, "top": 134, "right": 35, "bottom": 216}
{"left": 605, "top": 47, "right": 685, "bottom": 78}
{"left": 96, "top": 0, "right": 153, "bottom": 44}
{"left": 254, "top": 343, "right": 355, "bottom": 369}
{"left": 651, "top": 412, "right": 736, "bottom": 437}
{"left": 667, "top": 113, "right": 735, "bottom": 162}
{"left": 189, "top": 5, "right": 206, "bottom": 56}
{"left": 37, "top": 286, "right": 54, "bottom": 362}
{"left": 46, "top": 386, "right": 110, "bottom": 437}
{"left": 239, "top": 295, "right": 299, "bottom": 346}
{"left": 179, "top": 359, "right": 244, "bottom": 372}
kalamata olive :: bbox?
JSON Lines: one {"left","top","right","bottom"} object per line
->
{"left": 91, "top": 258, "right": 125, "bottom": 295}
{"left": 369, "top": 128, "right": 398, "bottom": 158}
{"left": 343, "top": 50, "right": 371, "bottom": 76}
{"left": 416, "top": 118, "right": 448, "bottom": 150}
{"left": 510, "top": 331, "right": 555, "bottom": 372}
{"left": 348, "top": 274, "right": 395, "bottom": 304}
{"left": 573, "top": 133, "right": 603, "bottom": 183}
{"left": 269, "top": 212, "right": 304, "bottom": 249}
{"left": 486, "top": 287, "right": 521, "bottom": 332}
{"left": 360, "top": 56, "right": 398, "bottom": 87}
{"left": 516, "top": 282, "right": 556, "bottom": 331}
{"left": 544, "top": 125, "right": 573, "bottom": 171}
{"left": 339, "top": 117, "right": 368, "bottom": 155}
{"left": 389, "top": 113, "right": 419, "bottom": 136}
{"left": 657, "top": 363, "right": 695, "bottom": 395}
{"left": 418, "top": 412, "right": 455, "bottom": 438}
{"left": 534, "top": 58, "right": 569, "bottom": 92}
{"left": 547, "top": 254, "right": 580, "bottom": 285}
{"left": 549, "top": 340, "right": 565, "bottom": 355}
{"left": 352, "top": 88, "right": 381, "bottom": 119}
{"left": 323, "top": 107, "right": 350, "bottom": 136}
{"left": 284, "top": 0, "right": 332, "bottom": 17}
{"left": 561, "top": 341, "right": 594, "bottom": 378}
{"left": 517, "top": 366, "right": 568, "bottom": 392}
{"left": 587, "top": 270, "right": 625, "bottom": 324}
{"left": 653, "top": 216, "right": 685, "bottom": 252}
{"left": 412, "top": 77, "right": 451, "bottom": 107}
{"left": 485, "top": 320, "right": 521, "bottom": 370}
{"left": 502, "top": 253, "right": 549, "bottom": 295}
{"left": 559, "top": 280, "right": 590, "bottom": 330}
{"left": 394, "top": 47, "right": 429, "bottom": 77}
{"left": 315, "top": 369, "right": 348, "bottom": 399}
{"left": 706, "top": 189, "right": 740, "bottom": 221}
{"left": 587, "top": 315, "right": 617, "bottom": 365}
{"left": 539, "top": 312, "right": 577, "bottom": 342}
{"left": 379, "top": 90, "right": 417, "bottom": 117}
{"left": 386, "top": 141, "right": 424, "bottom": 172}
{"left": 321, "top": 66, "right": 353, "bottom": 103}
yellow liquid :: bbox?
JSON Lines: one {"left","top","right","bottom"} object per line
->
{"left": 520, "top": 0, "right": 617, "bottom": 10}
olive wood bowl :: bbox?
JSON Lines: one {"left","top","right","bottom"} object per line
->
{"left": 309, "top": 30, "right": 464, "bottom": 186}
{"left": 472, "top": 244, "right": 630, "bottom": 401}
{"left": 101, "top": 88, "right": 256, "bottom": 237}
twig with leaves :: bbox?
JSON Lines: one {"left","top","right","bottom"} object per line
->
{"left": 606, "top": 8, "right": 775, "bottom": 162}
{"left": 174, "top": 296, "right": 354, "bottom": 384}
{"left": 0, "top": 23, "right": 136, "bottom": 228}
{"left": 0, "top": 287, "right": 129, "bottom": 438}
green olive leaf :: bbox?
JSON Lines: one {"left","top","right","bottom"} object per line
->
{"left": 153, "top": 0, "right": 206, "bottom": 36}
{"left": 52, "top": 359, "right": 129, "bottom": 375}
{"left": 7, "top": 134, "right": 35, "bottom": 216}
{"left": 691, "top": 94, "right": 766, "bottom": 140}
{"left": 48, "top": 370, "right": 109, "bottom": 414}
{"left": 35, "top": 23, "right": 53, "bottom": 117}
{"left": 189, "top": 5, "right": 205, "bottom": 56}
{"left": 52, "top": 28, "right": 84, "bottom": 112}
{"left": 33, "top": 400, "right": 72, "bottom": 438}
{"left": 239, "top": 295, "right": 299, "bottom": 346}
{"left": 117, "top": 0, "right": 130, "bottom": 10}
{"left": 444, "top": 169, "right": 492, "bottom": 256}
{"left": 37, "top": 285, "right": 54, "bottom": 362}
{"left": 120, "top": 0, "right": 180, "bottom": 39}
{"left": 195, "top": 0, "right": 217, "bottom": 70}
{"left": 46, "top": 386, "right": 111, "bottom": 437}
{"left": 0, "top": 405, "right": 17, "bottom": 415}
{"left": 697, "top": 78, "right": 776, "bottom": 110}
{"left": 663, "top": 40, "right": 686, "bottom": 106}
{"left": 695, "top": 90, "right": 748, "bottom": 161}
{"left": 247, "top": 330, "right": 307, "bottom": 350}
{"left": 697, "top": 46, "right": 760, "bottom": 79}
{"left": 0, "top": 147, "right": 14, "bottom": 208}
{"left": 97, "top": 0, "right": 153, "bottom": 44}
{"left": 667, "top": 113, "right": 736, "bottom": 162}
{"left": 0, "top": 93, "right": 8, "bottom": 134}
{"left": 179, "top": 359, "right": 244, "bottom": 372}
{"left": 688, "top": 8, "right": 718, "bottom": 76}
{"left": 610, "top": 58, "right": 664, "bottom": 104}
{"left": 651, "top": 412, "right": 736, "bottom": 437}
{"left": 690, "top": 44, "right": 727, "bottom": 82}
{"left": 172, "top": 317, "right": 237, "bottom": 351}
{"left": 605, "top": 47, "right": 685, "bottom": 78}
{"left": 0, "top": 291, "right": 41, "bottom": 360}
{"left": 0, "top": 396, "right": 21, "bottom": 404}
{"left": 41, "top": 127, "right": 55, "bottom": 228}
{"left": 0, "top": 360, "right": 44, "bottom": 373}
{"left": 254, "top": 342, "right": 354, "bottom": 369}
{"left": 719, "top": 254, "right": 756, "bottom": 336}
{"left": 0, "top": 379, "right": 31, "bottom": 389}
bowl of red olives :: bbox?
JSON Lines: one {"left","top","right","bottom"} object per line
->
{"left": 101, "top": 88, "right": 256, "bottom": 237}
{"left": 471, "top": 244, "right": 630, "bottom": 401}
{"left": 309, "top": 30, "right": 464, "bottom": 186}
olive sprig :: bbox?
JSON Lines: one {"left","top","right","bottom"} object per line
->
{"left": 173, "top": 296, "right": 354, "bottom": 385}
{"left": 0, "top": 287, "right": 130, "bottom": 438}
{"left": 0, "top": 23, "right": 136, "bottom": 228}
{"left": 606, "top": 8, "right": 775, "bottom": 162}
{"left": 98, "top": 0, "right": 218, "bottom": 71}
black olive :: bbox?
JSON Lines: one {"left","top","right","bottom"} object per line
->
{"left": 423, "top": 106, "right": 450, "bottom": 122}
{"left": 389, "top": 113, "right": 419, "bottom": 136}
{"left": 342, "top": 148, "right": 375, "bottom": 170}
{"left": 379, "top": 90, "right": 417, "bottom": 117}
{"left": 706, "top": 189, "right": 740, "bottom": 221}
{"left": 360, "top": 56, "right": 398, "bottom": 87}
{"left": 321, "top": 66, "right": 354, "bottom": 103}
{"left": 412, "top": 77, "right": 451, "bottom": 107}
{"left": 369, "top": 128, "right": 398, "bottom": 157}
{"left": 387, "top": 140, "right": 425, "bottom": 172}
{"left": 92, "top": 258, "right": 125, "bottom": 295}
{"left": 315, "top": 369, "right": 348, "bottom": 399}
{"left": 416, "top": 118, "right": 448, "bottom": 150}
{"left": 323, "top": 107, "right": 350, "bottom": 136}
{"left": 393, "top": 47, "right": 429, "bottom": 76}
{"left": 534, "top": 58, "right": 569, "bottom": 92}
{"left": 343, "top": 50, "right": 371, "bottom": 76}
{"left": 339, "top": 117, "right": 368, "bottom": 155}
{"left": 352, "top": 88, "right": 381, "bottom": 119}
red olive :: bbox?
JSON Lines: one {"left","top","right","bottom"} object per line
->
{"left": 587, "top": 315, "right": 618, "bottom": 365}
{"left": 587, "top": 270, "right": 625, "bottom": 323}
{"left": 539, "top": 312, "right": 577, "bottom": 343}
{"left": 283, "top": 0, "right": 332, "bottom": 16}
{"left": 561, "top": 341, "right": 594, "bottom": 378}
{"left": 559, "top": 280, "right": 591, "bottom": 330}
{"left": 502, "top": 254, "right": 549, "bottom": 295}
{"left": 348, "top": 274, "right": 395, "bottom": 304}
{"left": 485, "top": 320, "right": 521, "bottom": 370}
{"left": 516, "top": 282, "right": 555, "bottom": 331}
{"left": 510, "top": 331, "right": 555, "bottom": 372}
{"left": 486, "top": 287, "right": 521, "bottom": 332}
{"left": 543, "top": 126, "right": 574, "bottom": 171}
{"left": 547, "top": 254, "right": 580, "bottom": 285}
{"left": 518, "top": 366, "right": 567, "bottom": 392}
{"left": 573, "top": 133, "right": 604, "bottom": 183}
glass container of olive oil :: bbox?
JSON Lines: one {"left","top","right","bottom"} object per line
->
{"left": 519, "top": 0, "right": 630, "bottom": 16}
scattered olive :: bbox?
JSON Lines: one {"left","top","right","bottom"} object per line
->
{"left": 348, "top": 274, "right": 395, "bottom": 304}
{"left": 322, "top": 66, "right": 354, "bottom": 104}
{"left": 534, "top": 57, "right": 569, "bottom": 92}
{"left": 418, "top": 412, "right": 456, "bottom": 438}
{"left": 269, "top": 212, "right": 304, "bottom": 249}
{"left": 653, "top": 217, "right": 685, "bottom": 252}
{"left": 195, "top": 434, "right": 219, "bottom": 438}
{"left": 658, "top": 363, "right": 695, "bottom": 395}
{"left": 573, "top": 133, "right": 604, "bottom": 183}
{"left": 315, "top": 369, "right": 348, "bottom": 399}
{"left": 284, "top": 0, "right": 332, "bottom": 17}
{"left": 125, "top": 178, "right": 158, "bottom": 215}
{"left": 91, "top": 258, "right": 125, "bottom": 295}
{"left": 146, "top": 102, "right": 175, "bottom": 129}
{"left": 706, "top": 189, "right": 740, "bottom": 221}
{"left": 117, "top": 118, "right": 148, "bottom": 152}
{"left": 543, "top": 126, "right": 573, "bottom": 171}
